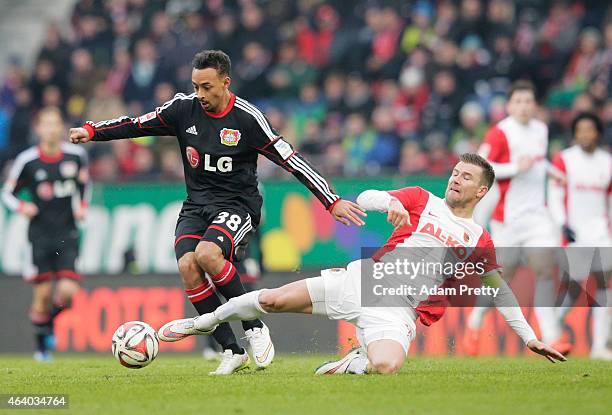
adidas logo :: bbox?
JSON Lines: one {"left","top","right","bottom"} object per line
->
{"left": 186, "top": 125, "right": 198, "bottom": 135}
{"left": 217, "top": 236, "right": 224, "bottom": 242}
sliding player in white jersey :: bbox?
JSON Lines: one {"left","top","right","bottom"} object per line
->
{"left": 464, "top": 80, "right": 569, "bottom": 355}
{"left": 158, "top": 154, "right": 565, "bottom": 374}
{"left": 548, "top": 112, "right": 612, "bottom": 360}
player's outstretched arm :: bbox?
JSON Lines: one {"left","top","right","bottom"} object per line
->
{"left": 357, "top": 190, "right": 410, "bottom": 229}
{"left": 481, "top": 271, "right": 567, "bottom": 363}
{"left": 70, "top": 93, "right": 186, "bottom": 143}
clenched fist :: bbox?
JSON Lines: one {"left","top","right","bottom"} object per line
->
{"left": 69, "top": 127, "right": 92, "bottom": 144}
{"left": 387, "top": 198, "right": 411, "bottom": 230}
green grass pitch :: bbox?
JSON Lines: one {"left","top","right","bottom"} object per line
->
{"left": 1, "top": 354, "right": 611, "bottom": 415}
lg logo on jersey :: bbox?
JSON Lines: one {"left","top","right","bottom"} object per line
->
{"left": 185, "top": 146, "right": 233, "bottom": 172}
{"left": 37, "top": 180, "right": 77, "bottom": 201}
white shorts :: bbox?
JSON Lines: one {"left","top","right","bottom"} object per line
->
{"left": 306, "top": 261, "right": 417, "bottom": 353}
{"left": 490, "top": 213, "right": 560, "bottom": 267}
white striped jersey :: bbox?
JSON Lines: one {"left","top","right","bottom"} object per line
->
{"left": 82, "top": 92, "right": 340, "bottom": 220}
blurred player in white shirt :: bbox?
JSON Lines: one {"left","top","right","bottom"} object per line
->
{"left": 465, "top": 80, "right": 569, "bottom": 354}
{"left": 548, "top": 112, "right": 612, "bottom": 360}
{"left": 157, "top": 154, "right": 565, "bottom": 374}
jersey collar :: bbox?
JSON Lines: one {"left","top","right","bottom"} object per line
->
{"left": 38, "top": 145, "right": 63, "bottom": 163}
{"left": 205, "top": 92, "right": 235, "bottom": 118}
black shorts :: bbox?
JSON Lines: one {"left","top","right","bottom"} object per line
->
{"left": 174, "top": 204, "right": 258, "bottom": 262}
{"left": 28, "top": 232, "right": 81, "bottom": 284}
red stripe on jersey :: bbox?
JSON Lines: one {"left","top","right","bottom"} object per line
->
{"left": 156, "top": 110, "right": 170, "bottom": 127}
{"left": 94, "top": 120, "right": 134, "bottom": 131}
{"left": 552, "top": 153, "right": 570, "bottom": 245}
{"left": 205, "top": 92, "right": 236, "bottom": 118}
{"left": 484, "top": 126, "right": 511, "bottom": 222}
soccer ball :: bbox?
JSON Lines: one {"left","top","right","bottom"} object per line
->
{"left": 111, "top": 321, "right": 159, "bottom": 369}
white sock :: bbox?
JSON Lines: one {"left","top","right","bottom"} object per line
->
{"left": 592, "top": 289, "right": 611, "bottom": 352}
{"left": 534, "top": 279, "right": 561, "bottom": 343}
{"left": 347, "top": 356, "right": 369, "bottom": 374}
{"left": 194, "top": 290, "right": 267, "bottom": 330}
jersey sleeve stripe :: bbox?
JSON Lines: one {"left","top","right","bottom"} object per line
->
{"left": 234, "top": 99, "right": 277, "bottom": 141}
{"left": 92, "top": 116, "right": 133, "bottom": 128}
{"left": 1, "top": 183, "right": 21, "bottom": 211}
{"left": 290, "top": 155, "right": 338, "bottom": 201}
{"left": 234, "top": 101, "right": 276, "bottom": 140}
{"left": 6, "top": 148, "right": 37, "bottom": 181}
{"left": 291, "top": 156, "right": 338, "bottom": 203}
{"left": 158, "top": 92, "right": 196, "bottom": 113}
{"left": 287, "top": 157, "right": 336, "bottom": 204}
{"left": 1, "top": 148, "right": 37, "bottom": 211}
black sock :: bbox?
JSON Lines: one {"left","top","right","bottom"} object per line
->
{"left": 211, "top": 261, "right": 264, "bottom": 332}
{"left": 33, "top": 323, "right": 52, "bottom": 353}
{"left": 190, "top": 293, "right": 244, "bottom": 355}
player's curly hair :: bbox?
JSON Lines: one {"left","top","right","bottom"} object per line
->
{"left": 459, "top": 153, "right": 495, "bottom": 188}
{"left": 192, "top": 50, "right": 231, "bottom": 76}
{"left": 571, "top": 112, "right": 603, "bottom": 138}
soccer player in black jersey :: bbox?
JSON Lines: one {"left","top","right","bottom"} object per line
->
{"left": 2, "top": 107, "right": 90, "bottom": 361}
{"left": 69, "top": 50, "right": 366, "bottom": 374}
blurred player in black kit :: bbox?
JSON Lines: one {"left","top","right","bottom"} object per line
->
{"left": 69, "top": 50, "right": 366, "bottom": 374}
{"left": 2, "top": 107, "right": 90, "bottom": 361}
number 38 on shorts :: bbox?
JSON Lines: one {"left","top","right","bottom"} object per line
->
{"left": 204, "top": 210, "right": 254, "bottom": 261}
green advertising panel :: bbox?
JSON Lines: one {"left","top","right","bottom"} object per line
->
{"left": 0, "top": 177, "right": 447, "bottom": 274}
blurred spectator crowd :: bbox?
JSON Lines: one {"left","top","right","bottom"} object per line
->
{"left": 1, "top": 0, "right": 611, "bottom": 181}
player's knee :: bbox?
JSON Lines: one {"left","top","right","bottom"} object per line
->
{"left": 56, "top": 286, "right": 78, "bottom": 307}
{"left": 195, "top": 242, "right": 223, "bottom": 268}
{"left": 178, "top": 255, "right": 202, "bottom": 285}
{"left": 258, "top": 289, "right": 286, "bottom": 313}
{"left": 370, "top": 357, "right": 403, "bottom": 374}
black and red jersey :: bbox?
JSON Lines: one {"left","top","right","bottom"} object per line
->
{"left": 2, "top": 144, "right": 90, "bottom": 239}
{"left": 82, "top": 92, "right": 340, "bottom": 221}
